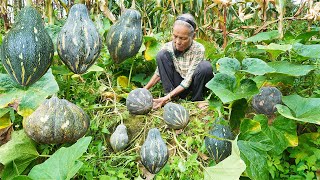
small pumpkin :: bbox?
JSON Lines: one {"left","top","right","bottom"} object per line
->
{"left": 106, "top": 9, "right": 143, "bottom": 63}
{"left": 163, "top": 102, "right": 189, "bottom": 129}
{"left": 110, "top": 124, "right": 129, "bottom": 152}
{"left": 205, "top": 118, "right": 233, "bottom": 163}
{"left": 126, "top": 88, "right": 153, "bottom": 115}
{"left": 252, "top": 86, "right": 282, "bottom": 115}
{"left": 57, "top": 4, "right": 102, "bottom": 74}
{"left": 24, "top": 97, "right": 90, "bottom": 144}
{"left": 0, "top": 6, "right": 54, "bottom": 86}
{"left": 140, "top": 128, "right": 169, "bottom": 174}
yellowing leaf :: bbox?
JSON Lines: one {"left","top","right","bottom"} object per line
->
{"left": 117, "top": 76, "right": 129, "bottom": 88}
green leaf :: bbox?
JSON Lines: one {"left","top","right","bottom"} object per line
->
{"left": 256, "top": 43, "right": 292, "bottom": 60}
{"left": 204, "top": 137, "right": 246, "bottom": 180}
{"left": 28, "top": 136, "right": 92, "bottom": 180}
{"left": 237, "top": 140, "right": 269, "bottom": 180}
{"left": 143, "top": 36, "right": 162, "bottom": 61}
{"left": 254, "top": 115, "right": 298, "bottom": 155}
{"left": 241, "top": 58, "right": 275, "bottom": 75}
{"left": 216, "top": 57, "right": 240, "bottom": 75}
{"left": 268, "top": 61, "right": 315, "bottom": 77}
{"left": 245, "top": 30, "right": 279, "bottom": 43}
{"left": 12, "top": 175, "right": 33, "bottom": 180}
{"left": 0, "top": 130, "right": 38, "bottom": 179}
{"left": 238, "top": 118, "right": 274, "bottom": 180}
{"left": 0, "top": 69, "right": 59, "bottom": 117}
{"left": 276, "top": 94, "right": 320, "bottom": 125}
{"left": 295, "top": 31, "right": 319, "bottom": 44}
{"left": 293, "top": 43, "right": 320, "bottom": 58}
{"left": 206, "top": 73, "right": 258, "bottom": 104}
{"left": 230, "top": 99, "right": 248, "bottom": 130}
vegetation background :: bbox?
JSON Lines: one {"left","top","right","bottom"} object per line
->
{"left": 0, "top": 0, "right": 319, "bottom": 179}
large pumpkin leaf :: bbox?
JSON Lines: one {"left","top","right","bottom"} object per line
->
{"left": 245, "top": 30, "right": 279, "bottom": 43}
{"left": 204, "top": 137, "right": 246, "bottom": 180}
{"left": 256, "top": 43, "right": 292, "bottom": 60}
{"left": 238, "top": 118, "right": 273, "bottom": 180}
{"left": 241, "top": 58, "right": 275, "bottom": 75}
{"left": 206, "top": 73, "right": 258, "bottom": 104}
{"left": 0, "top": 130, "right": 38, "bottom": 179}
{"left": 253, "top": 115, "right": 298, "bottom": 155}
{"left": 268, "top": 61, "right": 315, "bottom": 76}
{"left": 28, "top": 136, "right": 92, "bottom": 180}
{"left": 144, "top": 36, "right": 162, "bottom": 61}
{"left": 216, "top": 57, "right": 240, "bottom": 75}
{"left": 292, "top": 43, "right": 320, "bottom": 58}
{"left": 0, "top": 69, "right": 59, "bottom": 117}
{"left": 276, "top": 94, "right": 320, "bottom": 125}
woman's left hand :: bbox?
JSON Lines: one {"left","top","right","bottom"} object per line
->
{"left": 153, "top": 97, "right": 169, "bottom": 109}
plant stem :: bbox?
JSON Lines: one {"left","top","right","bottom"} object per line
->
{"left": 128, "top": 58, "right": 135, "bottom": 88}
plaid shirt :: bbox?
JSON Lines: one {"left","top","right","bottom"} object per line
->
{"left": 155, "top": 40, "right": 205, "bottom": 88}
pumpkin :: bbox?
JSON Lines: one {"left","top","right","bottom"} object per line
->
{"left": 163, "top": 102, "right": 189, "bottom": 129}
{"left": 205, "top": 118, "right": 233, "bottom": 162}
{"left": 252, "top": 86, "right": 282, "bottom": 115}
{"left": 106, "top": 9, "right": 143, "bottom": 64}
{"left": 0, "top": 6, "right": 54, "bottom": 86}
{"left": 110, "top": 124, "right": 129, "bottom": 152}
{"left": 57, "top": 4, "right": 102, "bottom": 74}
{"left": 126, "top": 88, "right": 153, "bottom": 115}
{"left": 23, "top": 97, "right": 90, "bottom": 144}
{"left": 140, "top": 128, "right": 169, "bottom": 174}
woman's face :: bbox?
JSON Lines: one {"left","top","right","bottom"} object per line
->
{"left": 172, "top": 24, "right": 193, "bottom": 52}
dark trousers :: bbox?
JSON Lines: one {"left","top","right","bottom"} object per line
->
{"left": 156, "top": 50, "right": 214, "bottom": 101}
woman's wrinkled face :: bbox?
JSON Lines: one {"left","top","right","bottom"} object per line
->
{"left": 172, "top": 24, "right": 193, "bottom": 52}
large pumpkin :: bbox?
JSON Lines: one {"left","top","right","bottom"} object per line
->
{"left": 140, "top": 128, "right": 169, "bottom": 174}
{"left": 57, "top": 4, "right": 102, "bottom": 74}
{"left": 252, "top": 86, "right": 282, "bottom": 115}
{"left": 126, "top": 88, "right": 153, "bottom": 115}
{"left": 110, "top": 124, "right": 129, "bottom": 152}
{"left": 24, "top": 97, "right": 90, "bottom": 144}
{"left": 205, "top": 118, "right": 233, "bottom": 163}
{"left": 0, "top": 6, "right": 54, "bottom": 86}
{"left": 163, "top": 102, "right": 189, "bottom": 130}
{"left": 106, "top": 9, "right": 143, "bottom": 63}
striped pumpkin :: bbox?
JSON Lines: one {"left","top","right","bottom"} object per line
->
{"left": 163, "top": 102, "right": 190, "bottom": 130}
{"left": 205, "top": 118, "right": 233, "bottom": 163}
{"left": 57, "top": 4, "right": 102, "bottom": 74}
{"left": 126, "top": 88, "right": 153, "bottom": 115}
{"left": 23, "top": 97, "right": 90, "bottom": 144}
{"left": 0, "top": 6, "right": 54, "bottom": 86}
{"left": 140, "top": 128, "right": 169, "bottom": 174}
{"left": 106, "top": 9, "right": 142, "bottom": 63}
{"left": 110, "top": 124, "right": 129, "bottom": 152}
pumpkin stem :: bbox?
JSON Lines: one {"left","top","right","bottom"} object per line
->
{"left": 131, "top": 0, "right": 136, "bottom": 9}
{"left": 128, "top": 58, "right": 135, "bottom": 88}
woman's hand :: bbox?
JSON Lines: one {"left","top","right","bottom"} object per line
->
{"left": 153, "top": 96, "right": 170, "bottom": 109}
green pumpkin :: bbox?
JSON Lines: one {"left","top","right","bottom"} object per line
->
{"left": 106, "top": 9, "right": 142, "bottom": 63}
{"left": 57, "top": 4, "right": 102, "bottom": 74}
{"left": 140, "top": 128, "right": 169, "bottom": 174}
{"left": 205, "top": 118, "right": 233, "bottom": 163}
{"left": 24, "top": 97, "right": 90, "bottom": 144}
{"left": 0, "top": 6, "right": 54, "bottom": 86}
{"left": 110, "top": 124, "right": 129, "bottom": 152}
{"left": 126, "top": 88, "right": 153, "bottom": 115}
{"left": 252, "top": 86, "right": 282, "bottom": 115}
{"left": 163, "top": 102, "right": 189, "bottom": 130}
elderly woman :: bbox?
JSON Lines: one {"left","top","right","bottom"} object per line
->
{"left": 144, "top": 13, "right": 214, "bottom": 109}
